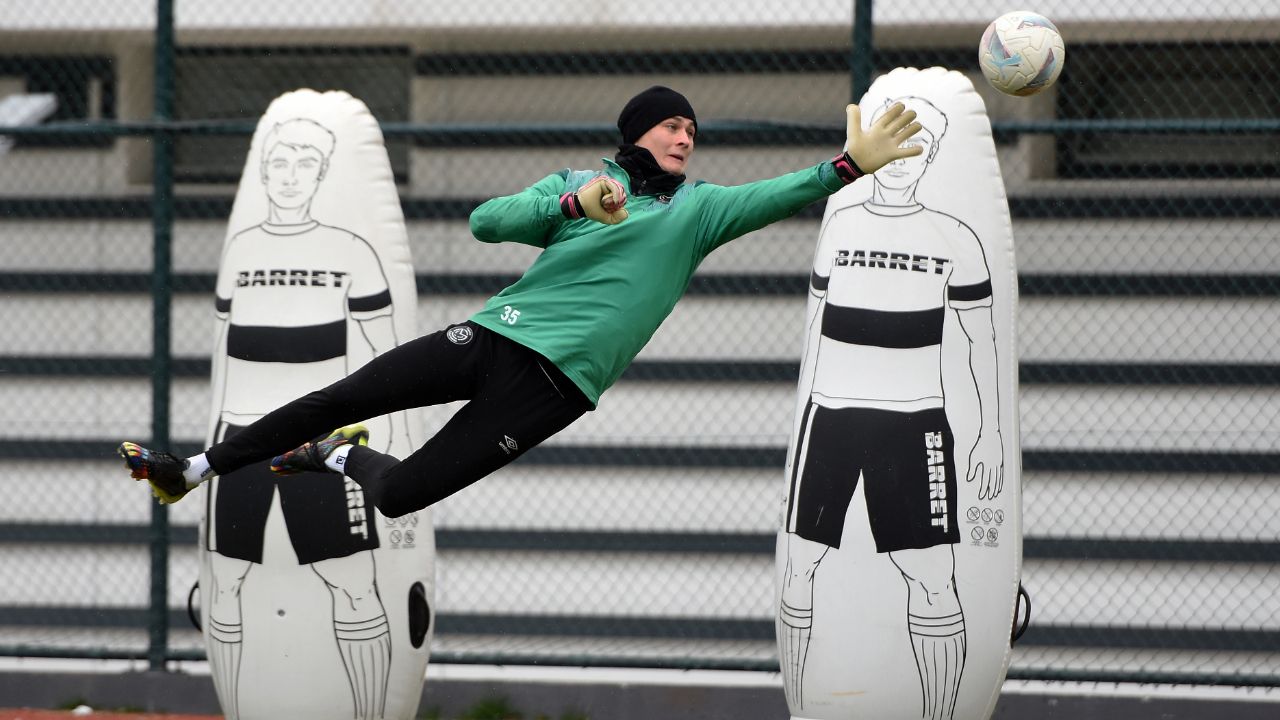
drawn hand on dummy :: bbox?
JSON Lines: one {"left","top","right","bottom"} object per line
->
{"left": 967, "top": 431, "right": 1004, "bottom": 500}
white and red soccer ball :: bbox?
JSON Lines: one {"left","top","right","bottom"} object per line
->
{"left": 979, "top": 11, "right": 1066, "bottom": 97}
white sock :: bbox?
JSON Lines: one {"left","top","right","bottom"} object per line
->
{"left": 908, "top": 612, "right": 966, "bottom": 720}
{"left": 183, "top": 453, "right": 217, "bottom": 485}
{"left": 208, "top": 618, "right": 243, "bottom": 720}
{"left": 778, "top": 600, "right": 813, "bottom": 709}
{"left": 326, "top": 444, "right": 354, "bottom": 474}
{"left": 335, "top": 616, "right": 391, "bottom": 720}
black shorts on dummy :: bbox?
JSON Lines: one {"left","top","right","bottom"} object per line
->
{"left": 786, "top": 405, "right": 961, "bottom": 553}
{"left": 205, "top": 321, "right": 592, "bottom": 519}
{"left": 206, "top": 424, "right": 379, "bottom": 565}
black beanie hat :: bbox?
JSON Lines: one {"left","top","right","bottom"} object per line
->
{"left": 617, "top": 86, "right": 697, "bottom": 145}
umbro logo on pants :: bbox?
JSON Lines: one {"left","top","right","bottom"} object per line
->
{"left": 498, "top": 435, "right": 518, "bottom": 454}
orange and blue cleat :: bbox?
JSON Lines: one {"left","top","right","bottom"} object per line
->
{"left": 118, "top": 441, "right": 193, "bottom": 504}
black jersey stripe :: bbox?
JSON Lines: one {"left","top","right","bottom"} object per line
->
{"left": 348, "top": 289, "right": 392, "bottom": 313}
{"left": 948, "top": 279, "right": 992, "bottom": 302}
{"left": 810, "top": 271, "right": 829, "bottom": 292}
{"left": 226, "top": 320, "right": 346, "bottom": 363}
{"left": 821, "top": 304, "right": 944, "bottom": 349}
{"left": 215, "top": 296, "right": 231, "bottom": 313}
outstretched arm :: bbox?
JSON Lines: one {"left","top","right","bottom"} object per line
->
{"left": 956, "top": 306, "right": 1004, "bottom": 500}
{"left": 698, "top": 102, "right": 923, "bottom": 253}
{"left": 696, "top": 164, "right": 848, "bottom": 254}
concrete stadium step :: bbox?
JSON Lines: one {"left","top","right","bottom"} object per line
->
{"left": 5, "top": 543, "right": 1280, "bottom": 637}
{"left": 2, "top": 216, "right": 1279, "bottom": 276}
{"left": 3, "top": 461, "right": 1279, "bottom": 545}
{"left": 2, "top": 292, "right": 1278, "bottom": 363}
{"left": 2, "top": 375, "right": 1279, "bottom": 451}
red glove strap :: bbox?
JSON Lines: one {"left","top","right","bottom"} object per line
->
{"left": 831, "top": 152, "right": 866, "bottom": 184}
{"left": 560, "top": 191, "right": 585, "bottom": 220}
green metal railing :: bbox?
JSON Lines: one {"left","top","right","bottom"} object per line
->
{"left": 8, "top": 117, "right": 1279, "bottom": 145}
{"left": 146, "top": 0, "right": 176, "bottom": 673}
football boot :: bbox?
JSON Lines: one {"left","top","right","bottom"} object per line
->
{"left": 118, "top": 442, "right": 193, "bottom": 504}
{"left": 270, "top": 424, "right": 370, "bottom": 476}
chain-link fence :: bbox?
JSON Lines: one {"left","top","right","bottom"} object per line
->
{"left": 1, "top": 0, "right": 1279, "bottom": 688}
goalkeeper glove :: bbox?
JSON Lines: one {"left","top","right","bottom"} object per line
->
{"left": 831, "top": 102, "right": 924, "bottom": 183}
{"left": 560, "top": 175, "right": 629, "bottom": 225}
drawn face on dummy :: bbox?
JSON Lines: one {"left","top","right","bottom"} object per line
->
{"left": 870, "top": 97, "right": 947, "bottom": 199}
{"left": 263, "top": 143, "right": 327, "bottom": 211}
{"left": 875, "top": 125, "right": 935, "bottom": 191}
{"left": 259, "top": 119, "right": 337, "bottom": 221}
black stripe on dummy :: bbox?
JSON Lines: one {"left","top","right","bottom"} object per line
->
{"left": 822, "top": 304, "right": 944, "bottom": 349}
{"left": 215, "top": 296, "right": 231, "bottom": 313}
{"left": 810, "top": 271, "right": 829, "bottom": 292}
{"left": 948, "top": 280, "right": 992, "bottom": 303}
{"left": 348, "top": 289, "right": 392, "bottom": 313}
{"left": 227, "top": 320, "right": 346, "bottom": 363}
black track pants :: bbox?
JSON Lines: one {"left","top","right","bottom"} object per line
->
{"left": 205, "top": 321, "right": 592, "bottom": 517}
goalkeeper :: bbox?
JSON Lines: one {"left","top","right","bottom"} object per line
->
{"left": 120, "top": 86, "right": 922, "bottom": 517}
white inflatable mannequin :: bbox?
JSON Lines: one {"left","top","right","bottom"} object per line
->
{"left": 198, "top": 90, "right": 435, "bottom": 720}
{"left": 776, "top": 68, "right": 1021, "bottom": 720}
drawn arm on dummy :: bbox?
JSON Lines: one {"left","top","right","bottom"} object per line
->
{"left": 208, "top": 310, "right": 231, "bottom": 445}
{"left": 957, "top": 305, "right": 1003, "bottom": 500}
{"left": 208, "top": 242, "right": 237, "bottom": 446}
{"left": 796, "top": 279, "right": 827, "bottom": 414}
{"left": 785, "top": 227, "right": 833, "bottom": 486}
{"left": 355, "top": 312, "right": 409, "bottom": 454}
{"left": 357, "top": 314, "right": 397, "bottom": 357}
{"left": 342, "top": 232, "right": 410, "bottom": 455}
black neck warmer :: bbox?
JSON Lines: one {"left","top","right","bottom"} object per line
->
{"left": 614, "top": 144, "right": 686, "bottom": 196}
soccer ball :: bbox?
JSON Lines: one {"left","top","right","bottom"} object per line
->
{"left": 978, "top": 11, "right": 1065, "bottom": 97}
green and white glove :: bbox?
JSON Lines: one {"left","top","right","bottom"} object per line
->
{"left": 830, "top": 102, "right": 924, "bottom": 183}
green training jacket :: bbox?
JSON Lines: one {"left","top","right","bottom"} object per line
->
{"left": 469, "top": 157, "right": 847, "bottom": 407}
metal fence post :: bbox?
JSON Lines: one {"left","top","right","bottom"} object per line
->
{"left": 148, "top": 0, "right": 176, "bottom": 672}
{"left": 851, "top": 0, "right": 874, "bottom": 103}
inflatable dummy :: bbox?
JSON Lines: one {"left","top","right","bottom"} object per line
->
{"left": 197, "top": 90, "right": 435, "bottom": 720}
{"left": 776, "top": 68, "right": 1021, "bottom": 720}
